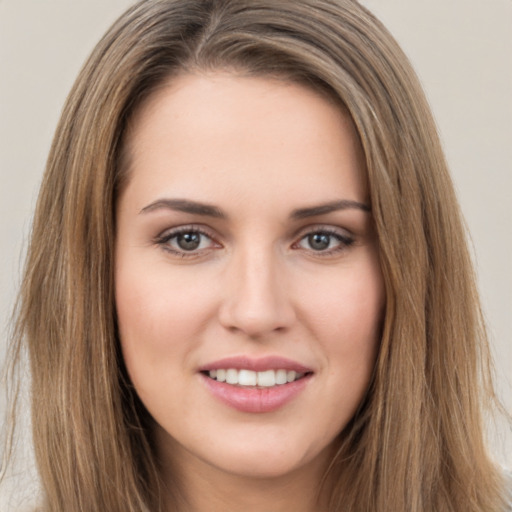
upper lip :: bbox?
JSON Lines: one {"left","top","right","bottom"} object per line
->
{"left": 199, "top": 356, "right": 313, "bottom": 373}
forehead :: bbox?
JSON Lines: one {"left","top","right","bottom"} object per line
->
{"left": 120, "top": 72, "right": 368, "bottom": 213}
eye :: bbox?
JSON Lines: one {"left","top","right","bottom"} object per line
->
{"left": 295, "top": 228, "right": 354, "bottom": 254}
{"left": 173, "top": 232, "right": 206, "bottom": 251}
{"left": 154, "top": 226, "right": 220, "bottom": 256}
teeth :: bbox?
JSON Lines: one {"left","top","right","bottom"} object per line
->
{"left": 275, "top": 369, "right": 287, "bottom": 384}
{"left": 225, "top": 369, "right": 238, "bottom": 384}
{"left": 207, "top": 368, "right": 305, "bottom": 387}
{"left": 257, "top": 370, "right": 275, "bottom": 387}
{"left": 238, "top": 369, "right": 257, "bottom": 386}
{"left": 286, "top": 370, "right": 296, "bottom": 383}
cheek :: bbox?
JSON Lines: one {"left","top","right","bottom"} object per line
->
{"left": 114, "top": 263, "right": 213, "bottom": 384}
{"left": 299, "top": 258, "right": 384, "bottom": 396}
{"left": 304, "top": 262, "right": 384, "bottom": 345}
{"left": 116, "top": 257, "right": 210, "bottom": 338}
{"left": 116, "top": 278, "right": 173, "bottom": 358}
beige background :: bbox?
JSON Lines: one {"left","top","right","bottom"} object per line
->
{"left": 1, "top": 0, "right": 511, "bottom": 509}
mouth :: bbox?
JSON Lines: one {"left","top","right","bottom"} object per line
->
{"left": 201, "top": 368, "right": 311, "bottom": 388}
{"left": 199, "top": 356, "right": 314, "bottom": 413}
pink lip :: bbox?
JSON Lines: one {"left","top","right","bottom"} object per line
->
{"left": 199, "top": 356, "right": 312, "bottom": 373}
{"left": 201, "top": 373, "right": 312, "bottom": 413}
{"left": 199, "top": 356, "right": 314, "bottom": 414}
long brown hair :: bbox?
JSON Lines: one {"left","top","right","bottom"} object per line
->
{"left": 4, "top": 0, "right": 508, "bottom": 510}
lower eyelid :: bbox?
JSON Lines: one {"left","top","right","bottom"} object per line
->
{"left": 294, "top": 230, "right": 355, "bottom": 252}
{"left": 154, "top": 225, "right": 355, "bottom": 256}
{"left": 153, "top": 226, "right": 219, "bottom": 253}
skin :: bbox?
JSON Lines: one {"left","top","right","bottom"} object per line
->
{"left": 115, "top": 72, "right": 385, "bottom": 512}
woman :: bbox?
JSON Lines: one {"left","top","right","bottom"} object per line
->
{"left": 3, "top": 0, "right": 510, "bottom": 510}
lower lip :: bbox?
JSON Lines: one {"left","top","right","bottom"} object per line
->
{"left": 201, "top": 374, "right": 312, "bottom": 413}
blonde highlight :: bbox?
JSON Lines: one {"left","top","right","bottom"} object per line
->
{"left": 4, "top": 1, "right": 508, "bottom": 510}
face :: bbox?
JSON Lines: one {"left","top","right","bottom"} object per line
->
{"left": 115, "top": 73, "right": 384, "bottom": 484}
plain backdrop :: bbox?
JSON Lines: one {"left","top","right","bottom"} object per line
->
{"left": 1, "top": 0, "right": 511, "bottom": 509}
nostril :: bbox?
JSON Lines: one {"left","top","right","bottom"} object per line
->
{"left": 218, "top": 299, "right": 296, "bottom": 338}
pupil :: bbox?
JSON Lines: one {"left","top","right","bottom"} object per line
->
{"left": 309, "top": 233, "right": 330, "bottom": 250}
{"left": 177, "top": 232, "right": 200, "bottom": 251}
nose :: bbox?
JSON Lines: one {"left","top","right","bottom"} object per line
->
{"left": 218, "top": 247, "right": 296, "bottom": 338}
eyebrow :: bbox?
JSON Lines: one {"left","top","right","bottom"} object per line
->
{"left": 140, "top": 198, "right": 226, "bottom": 218}
{"left": 290, "top": 199, "right": 370, "bottom": 219}
{"left": 139, "top": 198, "right": 370, "bottom": 219}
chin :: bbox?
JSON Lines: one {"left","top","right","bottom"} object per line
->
{"left": 198, "top": 431, "right": 333, "bottom": 481}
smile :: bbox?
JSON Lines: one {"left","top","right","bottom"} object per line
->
{"left": 199, "top": 357, "right": 314, "bottom": 413}
{"left": 206, "top": 369, "right": 306, "bottom": 387}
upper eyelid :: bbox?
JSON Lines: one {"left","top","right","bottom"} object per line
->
{"left": 153, "top": 226, "right": 221, "bottom": 258}
{"left": 155, "top": 224, "right": 218, "bottom": 241}
{"left": 154, "top": 223, "right": 353, "bottom": 240}
{"left": 292, "top": 224, "right": 355, "bottom": 248}
{"left": 153, "top": 223, "right": 355, "bottom": 249}
{"left": 292, "top": 223, "right": 353, "bottom": 239}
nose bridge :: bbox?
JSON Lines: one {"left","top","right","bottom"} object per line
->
{"left": 219, "top": 240, "right": 294, "bottom": 336}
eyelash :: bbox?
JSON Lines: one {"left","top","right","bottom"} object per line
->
{"left": 153, "top": 225, "right": 355, "bottom": 258}
{"left": 153, "top": 225, "right": 219, "bottom": 258}
{"left": 293, "top": 227, "right": 355, "bottom": 256}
